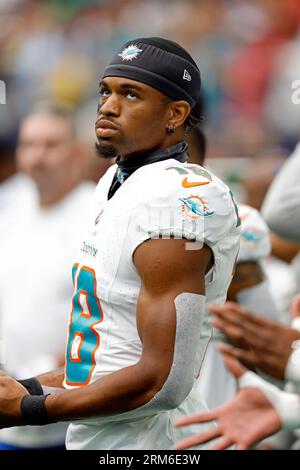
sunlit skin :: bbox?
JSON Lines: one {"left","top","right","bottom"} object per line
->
{"left": 95, "top": 77, "right": 190, "bottom": 160}
{"left": 17, "top": 113, "right": 83, "bottom": 207}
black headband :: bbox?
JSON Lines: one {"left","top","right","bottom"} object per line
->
{"left": 102, "top": 40, "right": 201, "bottom": 108}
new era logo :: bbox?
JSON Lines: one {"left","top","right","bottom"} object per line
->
{"left": 183, "top": 69, "right": 191, "bottom": 81}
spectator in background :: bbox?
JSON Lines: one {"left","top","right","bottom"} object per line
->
{"left": 0, "top": 132, "right": 36, "bottom": 239}
{"left": 0, "top": 109, "right": 95, "bottom": 450}
{"left": 75, "top": 102, "right": 115, "bottom": 183}
{"left": 1, "top": 0, "right": 300, "bottom": 160}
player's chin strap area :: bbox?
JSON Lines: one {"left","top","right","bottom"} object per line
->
{"left": 238, "top": 371, "right": 300, "bottom": 430}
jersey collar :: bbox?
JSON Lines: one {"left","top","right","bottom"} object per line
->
{"left": 108, "top": 141, "right": 188, "bottom": 200}
{"left": 116, "top": 141, "right": 188, "bottom": 183}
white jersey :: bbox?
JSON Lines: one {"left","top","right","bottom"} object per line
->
{"left": 64, "top": 159, "right": 240, "bottom": 449}
{"left": 238, "top": 204, "right": 270, "bottom": 263}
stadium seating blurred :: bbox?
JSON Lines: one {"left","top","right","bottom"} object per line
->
{"left": 1, "top": 0, "right": 300, "bottom": 171}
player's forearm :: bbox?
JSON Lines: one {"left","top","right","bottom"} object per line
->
{"left": 35, "top": 368, "right": 65, "bottom": 388}
{"left": 45, "top": 361, "right": 163, "bottom": 421}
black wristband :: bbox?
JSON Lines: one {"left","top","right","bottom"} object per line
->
{"left": 18, "top": 377, "right": 44, "bottom": 396}
{"left": 20, "top": 394, "right": 55, "bottom": 425}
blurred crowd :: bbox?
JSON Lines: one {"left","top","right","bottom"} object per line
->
{"left": 1, "top": 0, "right": 300, "bottom": 159}
{"left": 1, "top": 0, "right": 300, "bottom": 451}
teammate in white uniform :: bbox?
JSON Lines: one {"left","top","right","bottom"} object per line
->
{"left": 0, "top": 37, "right": 240, "bottom": 450}
{"left": 197, "top": 204, "right": 279, "bottom": 410}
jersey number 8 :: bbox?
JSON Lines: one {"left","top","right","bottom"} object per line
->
{"left": 65, "top": 264, "right": 103, "bottom": 386}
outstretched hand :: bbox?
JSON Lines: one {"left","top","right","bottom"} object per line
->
{"left": 173, "top": 356, "right": 282, "bottom": 450}
{"left": 0, "top": 370, "right": 28, "bottom": 428}
{"left": 208, "top": 302, "right": 300, "bottom": 379}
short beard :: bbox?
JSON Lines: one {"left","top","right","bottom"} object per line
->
{"left": 95, "top": 142, "right": 117, "bottom": 159}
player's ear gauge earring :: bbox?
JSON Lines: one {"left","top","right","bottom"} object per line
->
{"left": 166, "top": 123, "right": 176, "bottom": 134}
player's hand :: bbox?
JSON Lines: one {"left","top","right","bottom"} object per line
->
{"left": 0, "top": 371, "right": 28, "bottom": 428}
{"left": 174, "top": 356, "right": 282, "bottom": 450}
{"left": 208, "top": 302, "right": 300, "bottom": 379}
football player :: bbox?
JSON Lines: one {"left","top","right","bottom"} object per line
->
{"left": 0, "top": 37, "right": 240, "bottom": 450}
